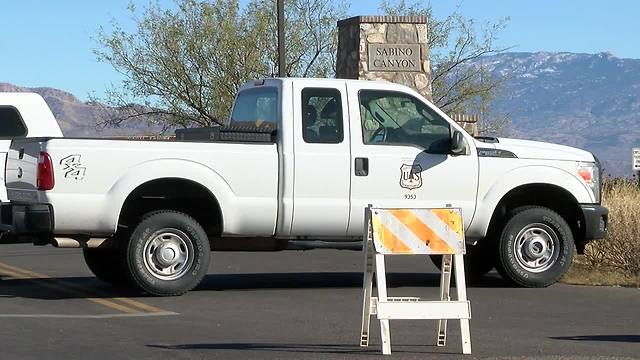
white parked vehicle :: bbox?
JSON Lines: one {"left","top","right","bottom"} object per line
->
{"left": 0, "top": 93, "right": 63, "bottom": 245}
{"left": 0, "top": 93, "right": 63, "bottom": 202}
{"left": 1, "top": 78, "right": 607, "bottom": 296}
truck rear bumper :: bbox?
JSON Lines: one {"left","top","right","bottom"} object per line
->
{"left": 0, "top": 203, "right": 54, "bottom": 235}
{"left": 580, "top": 204, "right": 608, "bottom": 241}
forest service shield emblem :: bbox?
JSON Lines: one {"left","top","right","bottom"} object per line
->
{"left": 399, "top": 164, "right": 422, "bottom": 190}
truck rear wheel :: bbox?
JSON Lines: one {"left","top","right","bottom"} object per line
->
{"left": 495, "top": 206, "right": 573, "bottom": 287}
{"left": 123, "top": 210, "right": 210, "bottom": 296}
{"left": 83, "top": 248, "right": 129, "bottom": 287}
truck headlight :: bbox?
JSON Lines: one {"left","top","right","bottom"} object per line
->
{"left": 577, "top": 161, "right": 601, "bottom": 203}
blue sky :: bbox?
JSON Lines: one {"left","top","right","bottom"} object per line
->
{"left": 1, "top": 1, "right": 638, "bottom": 100}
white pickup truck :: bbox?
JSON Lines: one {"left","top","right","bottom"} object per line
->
{"left": 1, "top": 78, "right": 607, "bottom": 296}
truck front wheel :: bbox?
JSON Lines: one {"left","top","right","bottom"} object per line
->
{"left": 495, "top": 206, "right": 574, "bottom": 287}
{"left": 124, "top": 210, "right": 210, "bottom": 296}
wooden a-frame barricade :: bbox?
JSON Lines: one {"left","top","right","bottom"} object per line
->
{"left": 359, "top": 206, "right": 472, "bottom": 355}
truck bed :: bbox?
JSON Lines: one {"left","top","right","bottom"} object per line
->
{"left": 6, "top": 137, "right": 279, "bottom": 235}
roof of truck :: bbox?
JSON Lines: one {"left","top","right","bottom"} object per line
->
{"left": 0, "top": 92, "right": 48, "bottom": 102}
{"left": 0, "top": 92, "right": 64, "bottom": 137}
{"left": 257, "top": 77, "right": 392, "bottom": 85}
{"left": 241, "top": 77, "right": 418, "bottom": 94}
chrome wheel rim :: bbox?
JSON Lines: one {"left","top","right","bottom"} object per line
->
{"left": 513, "top": 223, "right": 559, "bottom": 273}
{"left": 143, "top": 228, "right": 194, "bottom": 281}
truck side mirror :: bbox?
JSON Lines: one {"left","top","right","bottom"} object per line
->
{"left": 450, "top": 130, "right": 468, "bottom": 156}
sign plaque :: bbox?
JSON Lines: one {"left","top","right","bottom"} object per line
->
{"left": 368, "top": 44, "right": 421, "bottom": 72}
{"left": 633, "top": 148, "right": 640, "bottom": 171}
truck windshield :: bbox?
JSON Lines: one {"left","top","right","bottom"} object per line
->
{"left": 359, "top": 90, "right": 451, "bottom": 153}
{"left": 230, "top": 87, "right": 279, "bottom": 130}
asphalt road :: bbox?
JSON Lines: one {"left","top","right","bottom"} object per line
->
{"left": 0, "top": 244, "right": 638, "bottom": 360}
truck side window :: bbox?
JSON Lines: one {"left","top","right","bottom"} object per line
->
{"left": 230, "top": 87, "right": 278, "bottom": 130}
{"left": 359, "top": 90, "right": 451, "bottom": 153}
{"left": 301, "top": 88, "right": 344, "bottom": 144}
{"left": 0, "top": 107, "right": 28, "bottom": 138}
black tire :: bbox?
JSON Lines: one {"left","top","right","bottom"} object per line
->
{"left": 495, "top": 206, "right": 574, "bottom": 288}
{"left": 83, "top": 248, "right": 130, "bottom": 287}
{"left": 429, "top": 239, "right": 496, "bottom": 279}
{"left": 123, "top": 210, "right": 210, "bottom": 296}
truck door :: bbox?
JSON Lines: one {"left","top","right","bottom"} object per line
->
{"left": 291, "top": 81, "right": 351, "bottom": 237}
{"left": 346, "top": 84, "right": 479, "bottom": 236}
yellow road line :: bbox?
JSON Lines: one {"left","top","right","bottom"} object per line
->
{"left": 86, "top": 297, "right": 139, "bottom": 314}
{"left": 113, "top": 297, "right": 166, "bottom": 313}
{"left": 0, "top": 312, "right": 178, "bottom": 319}
{"left": 0, "top": 262, "right": 49, "bottom": 279}
{"left": 0, "top": 261, "right": 166, "bottom": 314}
{"left": 0, "top": 261, "right": 137, "bottom": 313}
{"left": 0, "top": 266, "right": 33, "bottom": 280}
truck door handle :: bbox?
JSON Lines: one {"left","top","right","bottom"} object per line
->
{"left": 355, "top": 157, "right": 369, "bottom": 176}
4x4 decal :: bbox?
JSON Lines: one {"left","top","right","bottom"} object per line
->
{"left": 60, "top": 154, "right": 86, "bottom": 180}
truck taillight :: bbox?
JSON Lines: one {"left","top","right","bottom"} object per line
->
{"left": 37, "top": 152, "right": 55, "bottom": 190}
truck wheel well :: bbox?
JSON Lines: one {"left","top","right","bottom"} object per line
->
{"left": 118, "top": 178, "right": 223, "bottom": 243}
{"left": 486, "top": 183, "right": 586, "bottom": 252}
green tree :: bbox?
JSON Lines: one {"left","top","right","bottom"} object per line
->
{"left": 96, "top": 0, "right": 508, "bottom": 134}
{"left": 246, "top": 0, "right": 345, "bottom": 77}
{"left": 380, "top": 0, "right": 511, "bottom": 134}
{"left": 94, "top": 0, "right": 345, "bottom": 129}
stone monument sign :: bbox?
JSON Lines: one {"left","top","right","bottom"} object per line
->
{"left": 336, "top": 15, "right": 432, "bottom": 101}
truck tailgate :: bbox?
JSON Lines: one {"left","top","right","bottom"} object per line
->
{"left": 5, "top": 138, "right": 44, "bottom": 202}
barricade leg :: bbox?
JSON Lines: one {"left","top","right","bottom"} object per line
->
{"left": 375, "top": 253, "right": 392, "bottom": 355}
{"left": 454, "top": 254, "right": 472, "bottom": 354}
{"left": 360, "top": 236, "right": 375, "bottom": 347}
{"left": 437, "top": 254, "right": 453, "bottom": 347}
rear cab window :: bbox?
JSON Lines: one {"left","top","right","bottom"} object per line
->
{"left": 230, "top": 87, "right": 279, "bottom": 131}
{"left": 0, "top": 107, "right": 28, "bottom": 138}
{"left": 301, "top": 88, "right": 344, "bottom": 144}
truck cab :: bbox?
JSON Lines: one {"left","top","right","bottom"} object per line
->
{"left": 230, "top": 78, "right": 478, "bottom": 239}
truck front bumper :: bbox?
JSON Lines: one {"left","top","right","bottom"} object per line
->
{"left": 580, "top": 204, "right": 608, "bottom": 241}
{"left": 0, "top": 203, "right": 54, "bottom": 235}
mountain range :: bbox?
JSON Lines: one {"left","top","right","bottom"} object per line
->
{"left": 2, "top": 51, "right": 639, "bottom": 176}
{"left": 0, "top": 83, "right": 156, "bottom": 137}
{"left": 475, "top": 51, "right": 640, "bottom": 176}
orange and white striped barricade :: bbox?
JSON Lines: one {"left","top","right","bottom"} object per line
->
{"left": 359, "top": 206, "right": 471, "bottom": 355}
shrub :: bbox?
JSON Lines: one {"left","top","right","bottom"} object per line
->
{"left": 582, "top": 178, "right": 640, "bottom": 276}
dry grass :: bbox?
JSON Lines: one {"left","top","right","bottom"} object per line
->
{"left": 563, "top": 261, "right": 639, "bottom": 288}
{"left": 562, "top": 178, "right": 640, "bottom": 287}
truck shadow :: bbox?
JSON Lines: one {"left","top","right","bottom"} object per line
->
{"left": 0, "top": 275, "right": 141, "bottom": 300}
{"left": 197, "top": 271, "right": 511, "bottom": 291}
{"left": 550, "top": 335, "right": 640, "bottom": 343}
{"left": 0, "top": 271, "right": 511, "bottom": 300}
{"left": 146, "top": 342, "right": 452, "bottom": 356}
